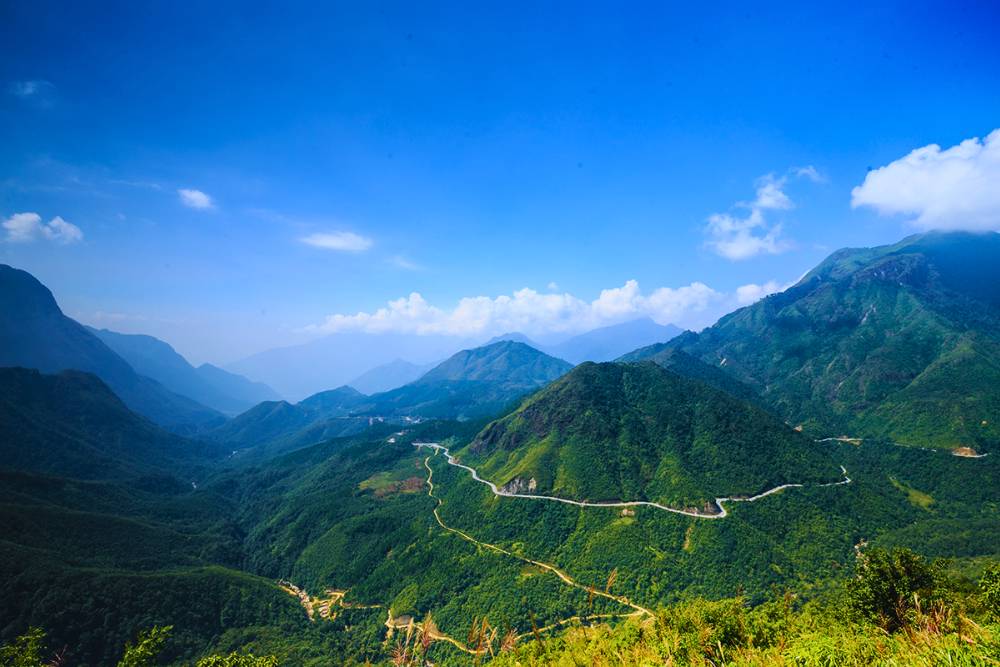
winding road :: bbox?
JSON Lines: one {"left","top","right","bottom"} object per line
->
{"left": 414, "top": 442, "right": 850, "bottom": 519}
{"left": 422, "top": 453, "right": 653, "bottom": 617}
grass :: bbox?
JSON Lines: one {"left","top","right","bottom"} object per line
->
{"left": 889, "top": 476, "right": 935, "bottom": 509}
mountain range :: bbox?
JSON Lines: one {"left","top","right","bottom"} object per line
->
{"left": 347, "top": 358, "right": 436, "bottom": 394}
{"left": 0, "top": 265, "right": 223, "bottom": 434}
{"left": 226, "top": 331, "right": 476, "bottom": 400}
{"left": 626, "top": 231, "right": 1000, "bottom": 450}
{"left": 229, "top": 319, "right": 682, "bottom": 400}
{"left": 89, "top": 327, "right": 281, "bottom": 414}
{"left": 213, "top": 340, "right": 572, "bottom": 457}
{"left": 1, "top": 232, "right": 999, "bottom": 664}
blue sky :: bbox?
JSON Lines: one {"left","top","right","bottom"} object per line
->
{"left": 2, "top": 1, "right": 999, "bottom": 364}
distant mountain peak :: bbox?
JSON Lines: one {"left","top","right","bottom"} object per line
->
{"left": 545, "top": 317, "right": 683, "bottom": 364}
{"left": 485, "top": 332, "right": 539, "bottom": 347}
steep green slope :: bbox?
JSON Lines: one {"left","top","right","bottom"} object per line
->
{"left": 206, "top": 388, "right": 375, "bottom": 461}
{"left": 629, "top": 232, "right": 1000, "bottom": 449}
{"left": 89, "top": 327, "right": 280, "bottom": 414}
{"left": 463, "top": 361, "right": 839, "bottom": 508}
{"left": 618, "top": 346, "right": 761, "bottom": 404}
{"left": 367, "top": 340, "right": 573, "bottom": 419}
{"left": 0, "top": 265, "right": 223, "bottom": 433}
{"left": 0, "top": 367, "right": 222, "bottom": 480}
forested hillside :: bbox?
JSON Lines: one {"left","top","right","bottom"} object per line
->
{"left": 628, "top": 232, "right": 1000, "bottom": 449}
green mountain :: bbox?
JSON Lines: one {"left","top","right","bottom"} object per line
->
{"left": 0, "top": 265, "right": 223, "bottom": 433}
{"left": 90, "top": 327, "right": 281, "bottom": 414}
{"left": 207, "top": 387, "right": 374, "bottom": 460}
{"left": 0, "top": 367, "right": 222, "bottom": 480}
{"left": 464, "top": 361, "right": 840, "bottom": 509}
{"left": 297, "top": 384, "right": 368, "bottom": 417}
{"left": 627, "top": 232, "right": 1000, "bottom": 450}
{"left": 618, "top": 346, "right": 761, "bottom": 404}
{"left": 368, "top": 340, "right": 573, "bottom": 419}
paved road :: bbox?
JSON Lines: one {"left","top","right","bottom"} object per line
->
{"left": 414, "top": 442, "right": 850, "bottom": 519}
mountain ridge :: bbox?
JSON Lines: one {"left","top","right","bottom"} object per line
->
{"left": 89, "top": 327, "right": 281, "bottom": 414}
{"left": 626, "top": 231, "right": 1000, "bottom": 449}
{"left": 0, "top": 265, "right": 223, "bottom": 433}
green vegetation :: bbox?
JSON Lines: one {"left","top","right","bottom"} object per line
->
{"left": 8, "top": 549, "right": 998, "bottom": 666}
{"left": 366, "top": 340, "right": 573, "bottom": 420}
{"left": 489, "top": 548, "right": 999, "bottom": 666}
{"left": 1, "top": 626, "right": 278, "bottom": 667}
{"left": 464, "top": 361, "right": 840, "bottom": 507}
{"left": 0, "top": 263, "right": 223, "bottom": 433}
{"left": 2, "top": 237, "right": 1000, "bottom": 664}
{"left": 628, "top": 232, "right": 1000, "bottom": 450}
{"left": 889, "top": 476, "right": 935, "bottom": 508}
{"left": 0, "top": 367, "right": 224, "bottom": 480}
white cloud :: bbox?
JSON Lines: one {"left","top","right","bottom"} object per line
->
{"left": 2, "top": 212, "right": 42, "bottom": 242}
{"left": 795, "top": 165, "right": 825, "bottom": 183}
{"left": 851, "top": 129, "right": 1000, "bottom": 231}
{"left": 304, "top": 280, "right": 722, "bottom": 337}
{"left": 388, "top": 255, "right": 422, "bottom": 270}
{"left": 3, "top": 212, "right": 83, "bottom": 244}
{"left": 178, "top": 188, "right": 214, "bottom": 210}
{"left": 546, "top": 281, "right": 560, "bottom": 291}
{"left": 300, "top": 231, "right": 373, "bottom": 252}
{"left": 735, "top": 280, "right": 784, "bottom": 305}
{"left": 42, "top": 216, "right": 84, "bottom": 244}
{"left": 704, "top": 168, "right": 821, "bottom": 260}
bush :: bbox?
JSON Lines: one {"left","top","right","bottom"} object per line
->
{"left": 981, "top": 563, "right": 1000, "bottom": 618}
{"left": 846, "top": 547, "right": 940, "bottom": 632}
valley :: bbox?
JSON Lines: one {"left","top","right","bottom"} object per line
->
{"left": 2, "top": 232, "right": 999, "bottom": 665}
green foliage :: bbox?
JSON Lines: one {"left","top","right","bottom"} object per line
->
{"left": 981, "top": 563, "right": 1000, "bottom": 618}
{"left": 117, "top": 626, "right": 172, "bottom": 667}
{"left": 0, "top": 367, "right": 222, "bottom": 481}
{"left": 194, "top": 653, "right": 278, "bottom": 667}
{"left": 0, "top": 627, "right": 46, "bottom": 667}
{"left": 465, "top": 361, "right": 840, "bottom": 507}
{"left": 639, "top": 231, "right": 1000, "bottom": 449}
{"left": 846, "top": 547, "right": 941, "bottom": 632}
{"left": 1, "top": 627, "right": 281, "bottom": 667}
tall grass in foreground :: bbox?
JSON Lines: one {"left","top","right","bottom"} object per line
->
{"left": 492, "top": 549, "right": 1000, "bottom": 666}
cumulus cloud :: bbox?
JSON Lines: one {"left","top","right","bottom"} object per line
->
{"left": 735, "top": 280, "right": 784, "bottom": 305}
{"left": 300, "top": 231, "right": 373, "bottom": 252}
{"left": 851, "top": 129, "right": 1000, "bottom": 231}
{"left": 304, "top": 280, "right": 722, "bottom": 337}
{"left": 178, "top": 188, "right": 214, "bottom": 210}
{"left": 3, "top": 212, "right": 83, "bottom": 244}
{"left": 704, "top": 167, "right": 821, "bottom": 260}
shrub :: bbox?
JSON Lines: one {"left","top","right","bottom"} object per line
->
{"left": 846, "top": 547, "right": 940, "bottom": 632}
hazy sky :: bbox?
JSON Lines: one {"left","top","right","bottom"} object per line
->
{"left": 2, "top": 2, "right": 999, "bottom": 364}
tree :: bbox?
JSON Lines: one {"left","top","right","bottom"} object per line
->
{"left": 195, "top": 654, "right": 279, "bottom": 667}
{"left": 117, "top": 626, "right": 172, "bottom": 667}
{"left": 0, "top": 628, "right": 46, "bottom": 667}
{"left": 846, "top": 547, "right": 939, "bottom": 632}
{"left": 980, "top": 563, "right": 1000, "bottom": 618}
